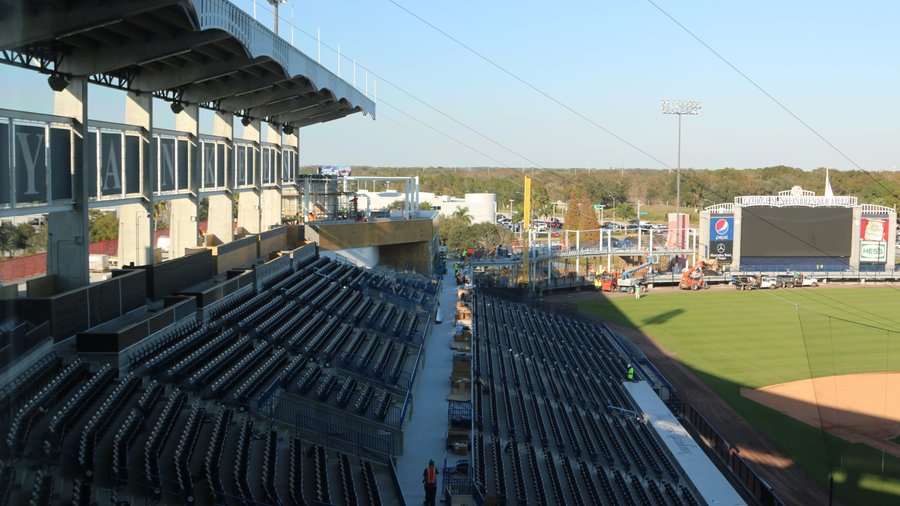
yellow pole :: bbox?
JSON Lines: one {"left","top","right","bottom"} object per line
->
{"left": 522, "top": 176, "right": 532, "bottom": 287}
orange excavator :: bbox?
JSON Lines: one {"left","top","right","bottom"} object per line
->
{"left": 679, "top": 260, "right": 710, "bottom": 291}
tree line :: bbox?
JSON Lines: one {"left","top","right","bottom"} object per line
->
{"left": 324, "top": 165, "right": 900, "bottom": 219}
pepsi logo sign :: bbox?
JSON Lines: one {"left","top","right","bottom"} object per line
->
{"left": 711, "top": 217, "right": 733, "bottom": 241}
{"left": 714, "top": 219, "right": 729, "bottom": 235}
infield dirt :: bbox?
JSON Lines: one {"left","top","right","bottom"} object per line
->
{"left": 742, "top": 373, "right": 900, "bottom": 458}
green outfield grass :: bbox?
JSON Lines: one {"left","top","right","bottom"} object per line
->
{"left": 573, "top": 287, "right": 900, "bottom": 506}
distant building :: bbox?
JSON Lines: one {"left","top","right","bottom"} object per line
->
{"left": 354, "top": 190, "right": 497, "bottom": 224}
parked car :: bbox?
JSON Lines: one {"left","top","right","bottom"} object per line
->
{"left": 759, "top": 276, "right": 781, "bottom": 289}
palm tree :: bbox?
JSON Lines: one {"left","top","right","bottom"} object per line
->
{"left": 451, "top": 207, "right": 473, "bottom": 225}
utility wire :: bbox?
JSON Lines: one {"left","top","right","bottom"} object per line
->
{"left": 770, "top": 290, "right": 900, "bottom": 333}
{"left": 380, "top": 3, "right": 900, "bottom": 318}
{"left": 300, "top": 2, "right": 900, "bottom": 318}
{"left": 378, "top": 98, "right": 513, "bottom": 169}
{"left": 644, "top": 0, "right": 900, "bottom": 201}
{"left": 385, "top": 0, "right": 672, "bottom": 169}
{"left": 795, "top": 306, "right": 839, "bottom": 490}
{"left": 787, "top": 285, "right": 900, "bottom": 329}
{"left": 378, "top": 1, "right": 898, "bottom": 491}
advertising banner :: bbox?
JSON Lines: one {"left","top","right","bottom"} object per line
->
{"left": 14, "top": 124, "right": 48, "bottom": 203}
{"left": 99, "top": 132, "right": 123, "bottom": 196}
{"left": 125, "top": 135, "right": 140, "bottom": 195}
{"left": 860, "top": 240, "right": 887, "bottom": 262}
{"left": 710, "top": 240, "right": 733, "bottom": 260}
{"left": 1, "top": 120, "right": 74, "bottom": 206}
{"left": 709, "top": 216, "right": 733, "bottom": 261}
{"left": 235, "top": 145, "right": 246, "bottom": 186}
{"left": 201, "top": 141, "right": 216, "bottom": 188}
{"left": 158, "top": 137, "right": 176, "bottom": 191}
{"left": 710, "top": 217, "right": 734, "bottom": 241}
{"left": 318, "top": 165, "right": 351, "bottom": 177}
{"left": 50, "top": 128, "right": 72, "bottom": 201}
{"left": 216, "top": 144, "right": 226, "bottom": 188}
{"left": 261, "top": 146, "right": 271, "bottom": 185}
{"left": 0, "top": 122, "right": 8, "bottom": 204}
{"left": 860, "top": 218, "right": 888, "bottom": 241}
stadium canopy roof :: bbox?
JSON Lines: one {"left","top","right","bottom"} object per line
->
{"left": 0, "top": 0, "right": 375, "bottom": 128}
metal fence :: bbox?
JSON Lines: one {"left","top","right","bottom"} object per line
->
{"left": 686, "top": 406, "right": 785, "bottom": 506}
{"left": 259, "top": 393, "right": 399, "bottom": 459}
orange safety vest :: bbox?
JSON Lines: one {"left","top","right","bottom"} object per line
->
{"left": 424, "top": 465, "right": 437, "bottom": 485}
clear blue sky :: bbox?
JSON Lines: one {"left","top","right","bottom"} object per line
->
{"left": 2, "top": 0, "right": 897, "bottom": 171}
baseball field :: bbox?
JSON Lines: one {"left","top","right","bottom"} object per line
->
{"left": 569, "top": 285, "right": 900, "bottom": 506}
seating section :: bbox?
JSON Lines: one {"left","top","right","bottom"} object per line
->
{"left": 0, "top": 255, "right": 426, "bottom": 505}
{"left": 471, "top": 291, "right": 701, "bottom": 505}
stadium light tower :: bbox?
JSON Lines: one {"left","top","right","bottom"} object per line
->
{"left": 661, "top": 100, "right": 701, "bottom": 220}
{"left": 268, "top": 0, "right": 287, "bottom": 35}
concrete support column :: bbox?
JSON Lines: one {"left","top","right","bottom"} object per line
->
{"left": 117, "top": 91, "right": 154, "bottom": 266}
{"left": 732, "top": 207, "right": 742, "bottom": 269}
{"left": 237, "top": 120, "right": 262, "bottom": 234}
{"left": 207, "top": 111, "right": 234, "bottom": 244}
{"left": 260, "top": 122, "right": 283, "bottom": 231}
{"left": 697, "top": 211, "right": 709, "bottom": 260}
{"left": 170, "top": 104, "right": 200, "bottom": 258}
{"left": 281, "top": 131, "right": 300, "bottom": 219}
{"left": 48, "top": 78, "right": 90, "bottom": 290}
{"left": 849, "top": 207, "right": 861, "bottom": 271}
{"left": 886, "top": 213, "right": 898, "bottom": 273}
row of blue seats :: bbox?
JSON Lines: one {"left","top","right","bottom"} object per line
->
{"left": 207, "top": 290, "right": 254, "bottom": 321}
{"left": 45, "top": 364, "right": 115, "bottom": 450}
{"left": 0, "top": 353, "right": 61, "bottom": 420}
{"left": 143, "top": 323, "right": 213, "bottom": 372}
{"left": 28, "top": 468, "right": 52, "bottom": 506}
{"left": 207, "top": 342, "right": 270, "bottom": 399}
{"left": 204, "top": 407, "right": 232, "bottom": 503}
{"left": 472, "top": 292, "right": 696, "bottom": 505}
{"left": 166, "top": 328, "right": 237, "bottom": 382}
{"left": 233, "top": 418, "right": 254, "bottom": 503}
{"left": 174, "top": 403, "right": 205, "bottom": 502}
{"left": 75, "top": 371, "right": 139, "bottom": 478}
{"left": 1, "top": 339, "right": 399, "bottom": 505}
{"left": 128, "top": 320, "right": 202, "bottom": 371}
{"left": 5, "top": 360, "right": 88, "bottom": 455}
{"left": 143, "top": 391, "right": 187, "bottom": 501}
{"left": 262, "top": 429, "right": 280, "bottom": 505}
{"left": 0, "top": 466, "right": 13, "bottom": 506}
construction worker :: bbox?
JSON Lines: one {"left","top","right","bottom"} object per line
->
{"left": 627, "top": 364, "right": 635, "bottom": 382}
{"left": 422, "top": 459, "right": 439, "bottom": 505}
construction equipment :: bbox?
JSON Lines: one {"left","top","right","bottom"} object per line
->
{"left": 679, "top": 260, "right": 710, "bottom": 290}
{"left": 616, "top": 257, "right": 655, "bottom": 294}
{"left": 594, "top": 274, "right": 617, "bottom": 292}
{"left": 776, "top": 271, "right": 819, "bottom": 288}
{"left": 732, "top": 275, "right": 761, "bottom": 290}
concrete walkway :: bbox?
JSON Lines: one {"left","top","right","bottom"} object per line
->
{"left": 396, "top": 268, "right": 460, "bottom": 504}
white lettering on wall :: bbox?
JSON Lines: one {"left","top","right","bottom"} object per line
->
{"left": 15, "top": 131, "right": 43, "bottom": 195}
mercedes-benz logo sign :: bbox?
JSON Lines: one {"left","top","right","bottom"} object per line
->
{"left": 717, "top": 243, "right": 726, "bottom": 253}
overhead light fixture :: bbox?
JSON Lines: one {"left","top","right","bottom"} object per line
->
{"left": 170, "top": 101, "right": 184, "bottom": 114}
{"left": 241, "top": 115, "right": 252, "bottom": 127}
{"left": 47, "top": 73, "right": 70, "bottom": 92}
